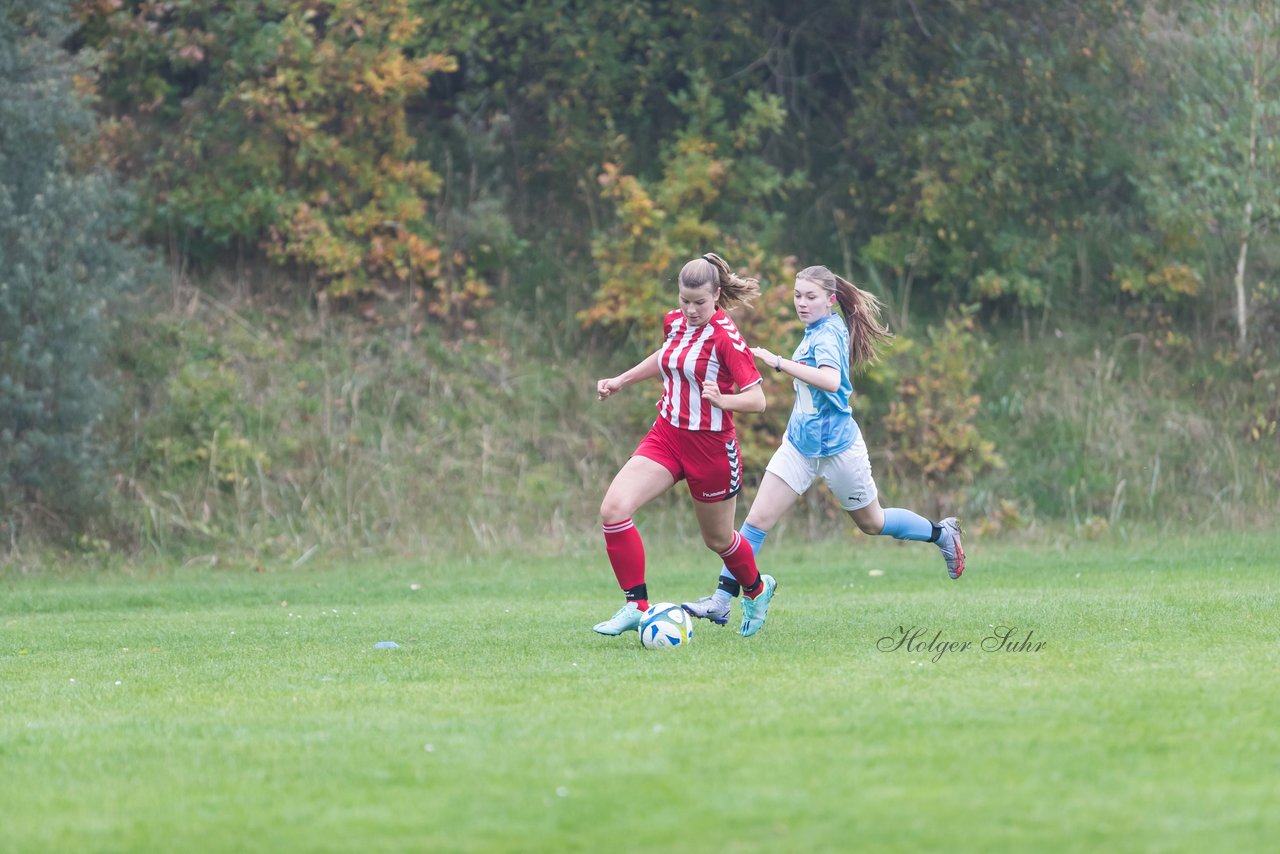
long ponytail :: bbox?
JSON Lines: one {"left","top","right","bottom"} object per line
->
{"left": 797, "top": 265, "right": 893, "bottom": 368}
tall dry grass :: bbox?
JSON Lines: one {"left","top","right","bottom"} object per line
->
{"left": 111, "top": 284, "right": 652, "bottom": 562}
{"left": 973, "top": 329, "right": 1278, "bottom": 534}
{"left": 96, "top": 284, "right": 1280, "bottom": 564}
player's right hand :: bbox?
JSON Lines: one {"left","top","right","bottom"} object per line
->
{"left": 597, "top": 377, "right": 623, "bottom": 400}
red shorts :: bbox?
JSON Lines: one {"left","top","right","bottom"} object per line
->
{"left": 634, "top": 417, "right": 743, "bottom": 503}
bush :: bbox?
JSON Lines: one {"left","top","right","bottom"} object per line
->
{"left": 868, "top": 310, "right": 1004, "bottom": 515}
{"left": 79, "top": 0, "right": 464, "bottom": 306}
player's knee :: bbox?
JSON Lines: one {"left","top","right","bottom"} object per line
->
{"left": 856, "top": 517, "right": 883, "bottom": 535}
{"left": 600, "top": 495, "right": 631, "bottom": 524}
{"left": 850, "top": 509, "right": 883, "bottom": 535}
{"left": 702, "top": 532, "right": 733, "bottom": 554}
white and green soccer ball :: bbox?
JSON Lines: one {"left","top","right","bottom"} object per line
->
{"left": 638, "top": 602, "right": 694, "bottom": 649}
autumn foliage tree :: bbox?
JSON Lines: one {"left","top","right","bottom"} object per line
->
{"left": 581, "top": 75, "right": 797, "bottom": 327}
{"left": 78, "top": 0, "right": 478, "bottom": 312}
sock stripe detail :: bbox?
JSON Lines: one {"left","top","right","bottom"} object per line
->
{"left": 602, "top": 519, "right": 635, "bottom": 535}
{"left": 717, "top": 531, "right": 743, "bottom": 558}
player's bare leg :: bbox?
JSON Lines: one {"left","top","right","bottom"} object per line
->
{"left": 692, "top": 496, "right": 776, "bottom": 637}
{"left": 684, "top": 473, "right": 799, "bottom": 624}
{"left": 594, "top": 456, "right": 676, "bottom": 635}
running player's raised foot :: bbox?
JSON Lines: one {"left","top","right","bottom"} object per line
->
{"left": 937, "top": 517, "right": 965, "bottom": 579}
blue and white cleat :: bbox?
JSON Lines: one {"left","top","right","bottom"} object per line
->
{"left": 938, "top": 517, "right": 966, "bottom": 579}
{"left": 592, "top": 602, "right": 644, "bottom": 636}
{"left": 681, "top": 594, "right": 730, "bottom": 625}
{"left": 739, "top": 575, "right": 777, "bottom": 638}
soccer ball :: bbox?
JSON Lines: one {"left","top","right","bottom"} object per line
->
{"left": 638, "top": 602, "right": 694, "bottom": 649}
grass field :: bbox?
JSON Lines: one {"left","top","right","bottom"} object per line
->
{"left": 3, "top": 529, "right": 1278, "bottom": 853}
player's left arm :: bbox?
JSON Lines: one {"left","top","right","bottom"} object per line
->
{"left": 751, "top": 346, "right": 840, "bottom": 392}
{"left": 701, "top": 324, "right": 766, "bottom": 412}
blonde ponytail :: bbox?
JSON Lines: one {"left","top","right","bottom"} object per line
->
{"left": 679, "top": 253, "right": 761, "bottom": 311}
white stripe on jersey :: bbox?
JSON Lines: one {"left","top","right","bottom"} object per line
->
{"left": 683, "top": 332, "right": 713, "bottom": 430}
{"left": 661, "top": 316, "right": 715, "bottom": 429}
{"left": 703, "top": 352, "right": 723, "bottom": 431}
{"left": 709, "top": 315, "right": 745, "bottom": 428}
{"left": 657, "top": 310, "right": 757, "bottom": 430}
{"left": 661, "top": 315, "right": 687, "bottom": 427}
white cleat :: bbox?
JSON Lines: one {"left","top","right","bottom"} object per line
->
{"left": 681, "top": 595, "right": 730, "bottom": 625}
{"left": 593, "top": 602, "right": 644, "bottom": 635}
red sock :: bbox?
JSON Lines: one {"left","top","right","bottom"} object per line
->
{"left": 603, "top": 519, "right": 646, "bottom": 608}
{"left": 719, "top": 532, "right": 763, "bottom": 598}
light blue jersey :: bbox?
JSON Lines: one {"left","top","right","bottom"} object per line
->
{"left": 783, "top": 314, "right": 858, "bottom": 457}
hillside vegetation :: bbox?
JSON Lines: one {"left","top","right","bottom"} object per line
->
{"left": 2, "top": 1, "right": 1278, "bottom": 560}
{"left": 53, "top": 275, "right": 1272, "bottom": 567}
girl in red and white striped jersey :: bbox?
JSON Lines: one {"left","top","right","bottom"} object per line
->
{"left": 592, "top": 254, "right": 777, "bottom": 637}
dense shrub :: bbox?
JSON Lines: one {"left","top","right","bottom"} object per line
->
{"left": 0, "top": 0, "right": 147, "bottom": 541}
{"left": 78, "top": 0, "right": 465, "bottom": 306}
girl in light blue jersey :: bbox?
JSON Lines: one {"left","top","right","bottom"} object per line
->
{"left": 682, "top": 265, "right": 965, "bottom": 637}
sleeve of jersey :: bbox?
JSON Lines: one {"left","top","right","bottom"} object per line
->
{"left": 723, "top": 334, "right": 763, "bottom": 391}
{"left": 662, "top": 310, "right": 680, "bottom": 340}
{"left": 813, "top": 326, "right": 845, "bottom": 370}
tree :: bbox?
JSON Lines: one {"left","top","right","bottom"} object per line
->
{"left": 843, "top": 0, "right": 1146, "bottom": 320}
{"left": 1137, "top": 1, "right": 1280, "bottom": 353}
{"left": 0, "top": 0, "right": 144, "bottom": 538}
{"left": 79, "top": 0, "right": 462, "bottom": 307}
{"left": 581, "top": 73, "right": 795, "bottom": 329}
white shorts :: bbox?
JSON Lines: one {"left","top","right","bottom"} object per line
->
{"left": 765, "top": 434, "right": 878, "bottom": 511}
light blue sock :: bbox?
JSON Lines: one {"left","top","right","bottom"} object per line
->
{"left": 880, "top": 508, "right": 936, "bottom": 542}
{"left": 714, "top": 522, "right": 769, "bottom": 601}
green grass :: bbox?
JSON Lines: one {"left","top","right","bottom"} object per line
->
{"left": 3, "top": 530, "right": 1278, "bottom": 852}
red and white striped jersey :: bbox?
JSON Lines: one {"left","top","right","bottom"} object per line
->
{"left": 656, "top": 308, "right": 762, "bottom": 432}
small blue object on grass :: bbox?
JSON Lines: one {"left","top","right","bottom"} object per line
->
{"left": 374, "top": 641, "right": 400, "bottom": 649}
